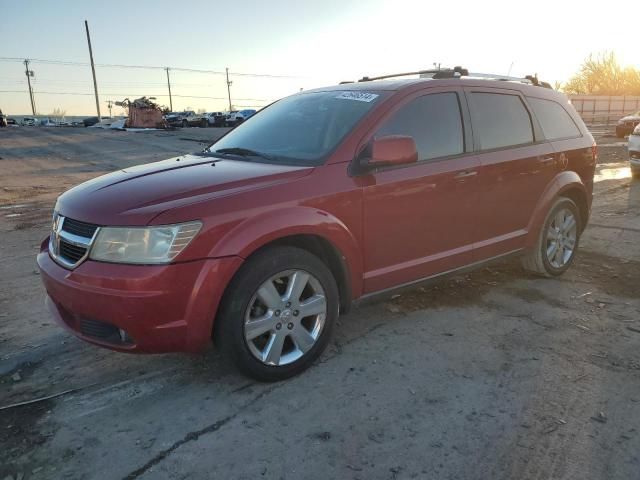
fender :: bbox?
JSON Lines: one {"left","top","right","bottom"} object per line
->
{"left": 525, "top": 171, "right": 588, "bottom": 249}
{"left": 209, "top": 206, "right": 364, "bottom": 298}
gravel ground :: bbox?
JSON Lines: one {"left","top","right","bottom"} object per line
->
{"left": 0, "top": 128, "right": 638, "bottom": 480}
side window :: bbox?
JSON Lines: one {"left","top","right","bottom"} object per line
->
{"left": 527, "top": 97, "right": 581, "bottom": 140}
{"left": 470, "top": 92, "right": 534, "bottom": 150}
{"left": 376, "top": 92, "right": 464, "bottom": 161}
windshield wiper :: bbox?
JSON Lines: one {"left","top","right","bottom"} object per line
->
{"left": 215, "top": 147, "right": 275, "bottom": 161}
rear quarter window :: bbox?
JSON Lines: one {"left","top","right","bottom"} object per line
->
{"left": 527, "top": 97, "right": 581, "bottom": 140}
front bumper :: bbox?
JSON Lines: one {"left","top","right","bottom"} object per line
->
{"left": 37, "top": 239, "right": 243, "bottom": 353}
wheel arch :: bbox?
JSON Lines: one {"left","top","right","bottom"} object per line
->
{"left": 210, "top": 206, "right": 362, "bottom": 312}
{"left": 525, "top": 171, "right": 589, "bottom": 249}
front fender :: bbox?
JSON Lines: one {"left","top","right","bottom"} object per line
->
{"left": 209, "top": 206, "right": 364, "bottom": 298}
{"left": 525, "top": 171, "right": 588, "bottom": 249}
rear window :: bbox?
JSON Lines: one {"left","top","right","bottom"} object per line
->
{"left": 469, "top": 92, "right": 534, "bottom": 150}
{"left": 527, "top": 97, "right": 581, "bottom": 140}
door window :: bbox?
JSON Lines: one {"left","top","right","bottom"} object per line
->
{"left": 376, "top": 92, "right": 464, "bottom": 161}
{"left": 470, "top": 92, "right": 534, "bottom": 150}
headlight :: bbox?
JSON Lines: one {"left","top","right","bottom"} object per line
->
{"left": 89, "top": 221, "right": 202, "bottom": 264}
{"left": 633, "top": 124, "right": 640, "bottom": 136}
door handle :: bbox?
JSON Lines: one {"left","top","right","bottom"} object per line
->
{"left": 454, "top": 170, "right": 478, "bottom": 179}
{"left": 539, "top": 156, "right": 555, "bottom": 164}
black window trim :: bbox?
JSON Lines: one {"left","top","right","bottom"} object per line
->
{"left": 464, "top": 87, "right": 547, "bottom": 155}
{"left": 350, "top": 87, "right": 472, "bottom": 175}
{"left": 524, "top": 95, "right": 584, "bottom": 142}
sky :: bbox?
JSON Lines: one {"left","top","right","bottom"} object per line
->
{"left": 0, "top": 0, "right": 637, "bottom": 116}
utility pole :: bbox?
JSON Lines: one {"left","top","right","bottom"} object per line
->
{"left": 106, "top": 100, "right": 113, "bottom": 117}
{"left": 24, "top": 60, "right": 36, "bottom": 116}
{"left": 165, "top": 67, "right": 173, "bottom": 111}
{"left": 84, "top": 20, "right": 101, "bottom": 118}
{"left": 226, "top": 67, "right": 232, "bottom": 112}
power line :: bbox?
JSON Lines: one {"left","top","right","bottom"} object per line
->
{"left": 0, "top": 90, "right": 271, "bottom": 101}
{"left": 0, "top": 56, "right": 305, "bottom": 78}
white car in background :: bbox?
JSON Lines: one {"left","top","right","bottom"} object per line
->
{"left": 225, "top": 109, "right": 256, "bottom": 127}
{"left": 21, "top": 117, "right": 36, "bottom": 126}
{"left": 628, "top": 124, "right": 640, "bottom": 178}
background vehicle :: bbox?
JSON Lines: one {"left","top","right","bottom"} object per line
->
{"left": 38, "top": 69, "right": 596, "bottom": 381}
{"left": 41, "top": 118, "right": 58, "bottom": 127}
{"left": 21, "top": 117, "right": 36, "bottom": 126}
{"left": 628, "top": 124, "right": 640, "bottom": 178}
{"left": 0, "top": 113, "right": 6, "bottom": 127}
{"left": 186, "top": 112, "right": 226, "bottom": 127}
{"left": 6, "top": 118, "right": 17, "bottom": 126}
{"left": 616, "top": 111, "right": 640, "bottom": 137}
{"left": 225, "top": 109, "right": 256, "bottom": 126}
{"left": 82, "top": 116, "right": 111, "bottom": 127}
{"left": 164, "top": 110, "right": 196, "bottom": 127}
{"left": 207, "top": 111, "right": 227, "bottom": 127}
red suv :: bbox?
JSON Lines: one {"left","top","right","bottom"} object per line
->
{"left": 37, "top": 69, "right": 596, "bottom": 380}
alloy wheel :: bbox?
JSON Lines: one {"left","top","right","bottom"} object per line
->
{"left": 244, "top": 270, "right": 327, "bottom": 366}
{"left": 545, "top": 208, "right": 577, "bottom": 268}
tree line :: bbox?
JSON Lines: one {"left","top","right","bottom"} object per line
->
{"left": 562, "top": 52, "right": 640, "bottom": 96}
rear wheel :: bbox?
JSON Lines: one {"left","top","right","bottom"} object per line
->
{"left": 216, "top": 246, "right": 339, "bottom": 381}
{"left": 182, "top": 119, "right": 188, "bottom": 128}
{"left": 522, "top": 197, "right": 581, "bottom": 277}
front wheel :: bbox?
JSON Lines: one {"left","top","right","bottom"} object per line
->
{"left": 522, "top": 197, "right": 581, "bottom": 277}
{"left": 216, "top": 246, "right": 339, "bottom": 381}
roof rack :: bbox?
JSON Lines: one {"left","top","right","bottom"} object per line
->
{"left": 358, "top": 66, "right": 469, "bottom": 82}
{"left": 356, "top": 67, "right": 552, "bottom": 88}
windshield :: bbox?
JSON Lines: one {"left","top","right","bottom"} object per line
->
{"left": 209, "top": 90, "right": 385, "bottom": 165}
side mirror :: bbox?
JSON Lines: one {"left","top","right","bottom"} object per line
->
{"left": 369, "top": 135, "right": 418, "bottom": 167}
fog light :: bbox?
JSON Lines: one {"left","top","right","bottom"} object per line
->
{"left": 119, "top": 329, "right": 133, "bottom": 344}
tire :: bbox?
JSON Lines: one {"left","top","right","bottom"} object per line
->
{"left": 182, "top": 119, "right": 188, "bottom": 128}
{"left": 522, "top": 197, "right": 581, "bottom": 277}
{"left": 216, "top": 246, "right": 339, "bottom": 381}
{"left": 201, "top": 119, "right": 207, "bottom": 128}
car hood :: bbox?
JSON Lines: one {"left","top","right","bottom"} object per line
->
{"left": 56, "top": 154, "right": 313, "bottom": 226}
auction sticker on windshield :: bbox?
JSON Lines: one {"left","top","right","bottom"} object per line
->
{"left": 335, "top": 91, "right": 379, "bottom": 102}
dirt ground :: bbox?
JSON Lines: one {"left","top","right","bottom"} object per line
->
{"left": 0, "top": 127, "right": 639, "bottom": 480}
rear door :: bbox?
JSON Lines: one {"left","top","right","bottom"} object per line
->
{"left": 526, "top": 96, "right": 593, "bottom": 193}
{"left": 360, "top": 87, "right": 481, "bottom": 293}
{"left": 464, "top": 87, "right": 556, "bottom": 260}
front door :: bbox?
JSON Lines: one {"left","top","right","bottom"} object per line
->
{"left": 360, "top": 89, "right": 481, "bottom": 293}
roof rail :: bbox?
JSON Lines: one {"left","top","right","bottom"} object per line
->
{"left": 356, "top": 67, "right": 552, "bottom": 88}
{"left": 358, "top": 66, "right": 469, "bottom": 82}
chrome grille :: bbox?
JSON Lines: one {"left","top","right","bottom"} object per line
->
{"left": 59, "top": 241, "right": 87, "bottom": 263}
{"left": 49, "top": 214, "right": 100, "bottom": 269}
{"left": 61, "top": 218, "right": 99, "bottom": 238}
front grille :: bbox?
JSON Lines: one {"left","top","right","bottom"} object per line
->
{"left": 59, "top": 241, "right": 87, "bottom": 263}
{"left": 62, "top": 218, "right": 98, "bottom": 238}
